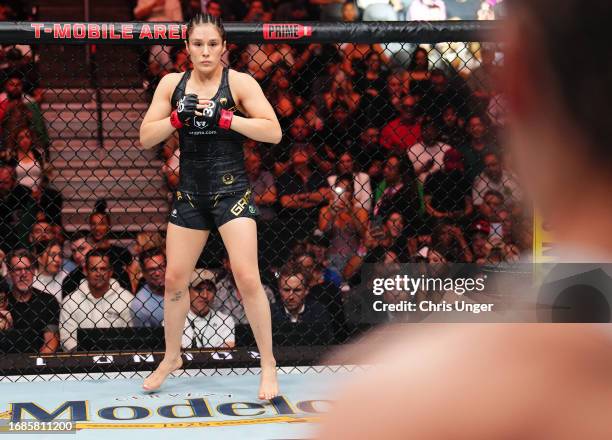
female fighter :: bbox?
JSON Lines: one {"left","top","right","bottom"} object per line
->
{"left": 138, "top": 13, "right": 282, "bottom": 400}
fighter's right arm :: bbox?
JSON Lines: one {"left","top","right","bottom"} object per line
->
{"left": 139, "top": 73, "right": 180, "bottom": 150}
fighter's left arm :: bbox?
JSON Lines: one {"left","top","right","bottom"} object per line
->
{"left": 225, "top": 70, "right": 282, "bottom": 144}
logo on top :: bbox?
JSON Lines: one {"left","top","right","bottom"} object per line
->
{"left": 193, "top": 117, "right": 208, "bottom": 129}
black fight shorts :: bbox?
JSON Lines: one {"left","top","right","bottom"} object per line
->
{"left": 168, "top": 188, "right": 259, "bottom": 230}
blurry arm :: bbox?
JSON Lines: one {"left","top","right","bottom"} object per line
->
{"left": 424, "top": 195, "right": 449, "bottom": 219}
{"left": 133, "top": 0, "right": 157, "bottom": 19}
{"left": 319, "top": 205, "right": 336, "bottom": 233}
{"left": 343, "top": 255, "right": 363, "bottom": 281}
{"left": 40, "top": 330, "right": 59, "bottom": 354}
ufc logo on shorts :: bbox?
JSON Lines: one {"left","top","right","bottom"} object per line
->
{"left": 230, "top": 189, "right": 252, "bottom": 216}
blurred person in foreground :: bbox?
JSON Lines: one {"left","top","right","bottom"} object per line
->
{"left": 317, "top": 2, "right": 612, "bottom": 439}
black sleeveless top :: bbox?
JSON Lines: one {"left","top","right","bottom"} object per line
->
{"left": 170, "top": 67, "right": 249, "bottom": 196}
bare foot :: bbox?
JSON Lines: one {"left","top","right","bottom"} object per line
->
{"left": 258, "top": 362, "right": 279, "bottom": 400}
{"left": 142, "top": 356, "right": 183, "bottom": 392}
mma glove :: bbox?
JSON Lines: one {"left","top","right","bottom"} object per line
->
{"left": 199, "top": 98, "right": 234, "bottom": 130}
{"left": 170, "top": 93, "right": 198, "bottom": 128}
{"left": 171, "top": 95, "right": 233, "bottom": 130}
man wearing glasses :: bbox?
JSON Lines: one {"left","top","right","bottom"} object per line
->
{"left": 59, "top": 250, "right": 133, "bottom": 352}
{"left": 131, "top": 247, "right": 167, "bottom": 328}
{"left": 6, "top": 249, "right": 60, "bottom": 353}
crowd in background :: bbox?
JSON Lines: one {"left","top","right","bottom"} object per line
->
{"left": 0, "top": 0, "right": 524, "bottom": 353}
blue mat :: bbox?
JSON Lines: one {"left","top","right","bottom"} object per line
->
{"left": 0, "top": 370, "right": 351, "bottom": 439}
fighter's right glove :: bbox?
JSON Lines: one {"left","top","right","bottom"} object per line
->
{"left": 170, "top": 94, "right": 198, "bottom": 128}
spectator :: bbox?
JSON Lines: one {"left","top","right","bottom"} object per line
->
{"left": 59, "top": 251, "right": 134, "bottom": 352}
{"left": 384, "top": 70, "right": 409, "bottom": 115}
{"left": 470, "top": 229, "right": 492, "bottom": 265}
{"left": 353, "top": 126, "right": 386, "bottom": 186}
{"left": 245, "top": 149, "right": 277, "bottom": 222}
{"left": 472, "top": 152, "right": 522, "bottom": 209}
{"left": 213, "top": 254, "right": 275, "bottom": 325}
{"left": 467, "top": 44, "right": 501, "bottom": 111}
{"left": 459, "top": 114, "right": 498, "bottom": 181}
{"left": 319, "top": 173, "right": 369, "bottom": 273}
{"left": 328, "top": 151, "right": 373, "bottom": 212}
{"left": 355, "top": 52, "right": 396, "bottom": 128}
{"left": 133, "top": 0, "right": 183, "bottom": 72}
{"left": 28, "top": 218, "right": 55, "bottom": 246}
{"left": 407, "top": 215, "right": 434, "bottom": 257}
{"left": 277, "top": 144, "right": 331, "bottom": 243}
{"left": 273, "top": 116, "right": 326, "bottom": 177}
{"left": 298, "top": 234, "right": 340, "bottom": 284}
{"left": 274, "top": 0, "right": 312, "bottom": 20}
{"left": 243, "top": 0, "right": 269, "bottom": 21}
{"left": 31, "top": 239, "right": 66, "bottom": 304}
{"left": 61, "top": 237, "right": 95, "bottom": 299}
{"left": 32, "top": 172, "right": 63, "bottom": 229}
{"left": 406, "top": 47, "right": 431, "bottom": 97}
{"left": 438, "top": 105, "right": 467, "bottom": 148}
{"left": 289, "top": 252, "right": 341, "bottom": 338}
{"left": 0, "top": 74, "right": 49, "bottom": 156}
{"left": 168, "top": 46, "right": 191, "bottom": 73}
{"left": 408, "top": 117, "right": 453, "bottom": 184}
{"left": 245, "top": 43, "right": 295, "bottom": 87}
{"left": 206, "top": 0, "right": 223, "bottom": 18}
{"left": 62, "top": 231, "right": 93, "bottom": 277}
{"left": 354, "top": 51, "right": 388, "bottom": 97}
{"left": 302, "top": 102, "right": 325, "bottom": 135}
{"left": 179, "top": 278, "right": 235, "bottom": 349}
{"left": 323, "top": 70, "right": 361, "bottom": 116}
{"left": 88, "top": 200, "right": 133, "bottom": 292}
{"left": 266, "top": 63, "right": 303, "bottom": 126}
{"left": 6, "top": 249, "right": 59, "bottom": 353}
{"left": 409, "top": 0, "right": 447, "bottom": 20}
{"left": 4, "top": 127, "right": 46, "bottom": 194}
{"left": 431, "top": 221, "right": 473, "bottom": 263}
{"left": 358, "top": 0, "right": 398, "bottom": 20}
{"left": 380, "top": 95, "right": 422, "bottom": 152}
{"left": 423, "top": 148, "right": 473, "bottom": 223}
{"left": 131, "top": 248, "right": 166, "bottom": 328}
{"left": 126, "top": 231, "right": 165, "bottom": 294}
{"left": 372, "top": 153, "right": 421, "bottom": 223}
{"left": 318, "top": 101, "right": 362, "bottom": 169}
{"left": 184, "top": 0, "right": 224, "bottom": 20}
{"left": 342, "top": 1, "right": 359, "bottom": 21}
{"left": 0, "top": 42, "right": 40, "bottom": 99}
{"left": 476, "top": 0, "right": 495, "bottom": 20}
{"left": 0, "top": 279, "right": 13, "bottom": 330}
{"left": 344, "top": 211, "right": 410, "bottom": 281}
{"left": 418, "top": 69, "right": 472, "bottom": 120}
{"left": 0, "top": 163, "right": 37, "bottom": 253}
{"left": 477, "top": 190, "right": 505, "bottom": 230}
{"left": 272, "top": 263, "right": 331, "bottom": 323}
{"left": 310, "top": 0, "right": 345, "bottom": 21}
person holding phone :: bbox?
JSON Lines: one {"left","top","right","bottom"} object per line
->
{"left": 318, "top": 174, "right": 369, "bottom": 273}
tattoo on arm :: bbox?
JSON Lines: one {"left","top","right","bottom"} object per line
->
{"left": 169, "top": 290, "right": 183, "bottom": 302}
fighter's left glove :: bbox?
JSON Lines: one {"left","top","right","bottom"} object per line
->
{"left": 200, "top": 99, "right": 233, "bottom": 130}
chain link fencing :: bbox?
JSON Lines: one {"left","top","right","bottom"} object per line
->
{"left": 0, "top": 21, "right": 530, "bottom": 380}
